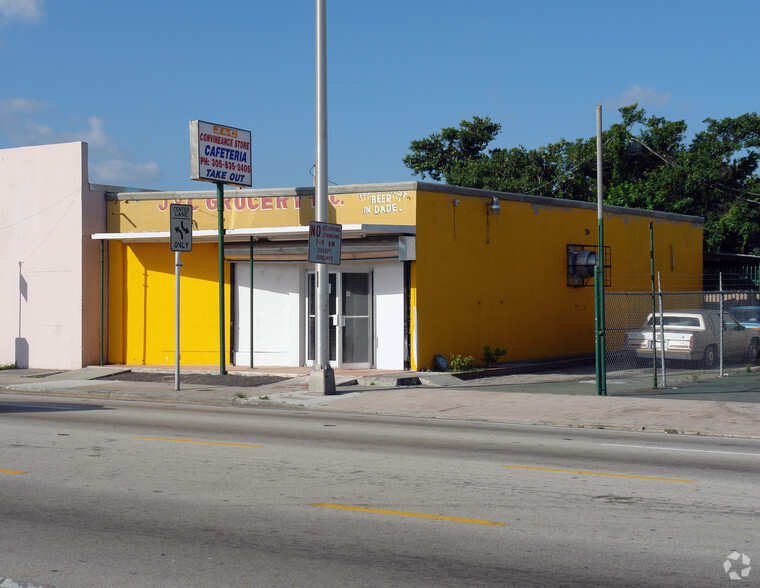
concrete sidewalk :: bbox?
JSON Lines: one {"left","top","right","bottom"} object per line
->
{"left": 1, "top": 365, "right": 760, "bottom": 438}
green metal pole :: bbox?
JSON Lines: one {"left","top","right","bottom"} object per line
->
{"left": 100, "top": 239, "right": 105, "bottom": 366}
{"left": 217, "top": 182, "right": 227, "bottom": 375}
{"left": 596, "top": 220, "right": 607, "bottom": 396}
{"left": 595, "top": 106, "right": 607, "bottom": 396}
{"left": 249, "top": 236, "right": 254, "bottom": 369}
{"left": 649, "top": 222, "right": 658, "bottom": 388}
{"left": 594, "top": 262, "right": 601, "bottom": 390}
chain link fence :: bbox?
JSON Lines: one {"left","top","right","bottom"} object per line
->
{"left": 605, "top": 285, "right": 760, "bottom": 384}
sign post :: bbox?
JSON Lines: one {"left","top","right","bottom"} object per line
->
{"left": 170, "top": 204, "right": 193, "bottom": 390}
{"left": 189, "top": 120, "right": 252, "bottom": 375}
{"left": 310, "top": 0, "right": 339, "bottom": 395}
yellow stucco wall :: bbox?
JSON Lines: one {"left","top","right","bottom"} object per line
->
{"left": 108, "top": 241, "right": 229, "bottom": 365}
{"left": 105, "top": 186, "right": 702, "bottom": 370}
{"left": 410, "top": 191, "right": 703, "bottom": 370}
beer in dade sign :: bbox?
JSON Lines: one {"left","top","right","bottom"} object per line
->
{"left": 190, "top": 120, "right": 252, "bottom": 187}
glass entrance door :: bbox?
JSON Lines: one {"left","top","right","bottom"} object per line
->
{"left": 307, "top": 271, "right": 372, "bottom": 368}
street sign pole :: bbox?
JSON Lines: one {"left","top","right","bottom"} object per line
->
{"left": 217, "top": 182, "right": 227, "bottom": 376}
{"left": 170, "top": 203, "right": 193, "bottom": 391}
{"left": 188, "top": 120, "right": 252, "bottom": 377}
{"left": 175, "top": 250, "right": 181, "bottom": 390}
{"left": 249, "top": 237, "right": 254, "bottom": 369}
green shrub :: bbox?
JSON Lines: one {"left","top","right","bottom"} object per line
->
{"left": 449, "top": 353, "right": 475, "bottom": 371}
{"left": 481, "top": 345, "right": 506, "bottom": 367}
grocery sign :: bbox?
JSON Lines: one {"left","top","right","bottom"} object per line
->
{"left": 189, "top": 120, "right": 252, "bottom": 187}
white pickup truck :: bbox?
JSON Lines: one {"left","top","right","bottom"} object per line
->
{"left": 623, "top": 309, "right": 759, "bottom": 368}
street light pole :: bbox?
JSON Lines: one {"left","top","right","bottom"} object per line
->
{"left": 309, "top": 0, "right": 336, "bottom": 394}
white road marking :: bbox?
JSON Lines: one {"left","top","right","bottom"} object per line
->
{"left": 602, "top": 443, "right": 760, "bottom": 457}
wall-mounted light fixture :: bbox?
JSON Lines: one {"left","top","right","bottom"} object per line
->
{"left": 488, "top": 196, "right": 501, "bottom": 215}
{"left": 486, "top": 196, "right": 500, "bottom": 244}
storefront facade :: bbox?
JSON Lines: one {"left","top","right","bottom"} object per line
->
{"left": 98, "top": 184, "right": 704, "bottom": 371}
{"left": 99, "top": 188, "right": 416, "bottom": 369}
{"left": 0, "top": 142, "right": 705, "bottom": 371}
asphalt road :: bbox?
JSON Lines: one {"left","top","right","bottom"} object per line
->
{"left": 1, "top": 396, "right": 758, "bottom": 587}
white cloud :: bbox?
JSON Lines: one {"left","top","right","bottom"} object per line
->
{"left": 73, "top": 116, "right": 122, "bottom": 158}
{"left": 605, "top": 84, "right": 672, "bottom": 109}
{"left": 0, "top": 96, "right": 49, "bottom": 114}
{"left": 89, "top": 159, "right": 162, "bottom": 187}
{"left": 0, "top": 0, "right": 44, "bottom": 23}
{"left": 0, "top": 97, "right": 54, "bottom": 142}
{"left": 0, "top": 97, "right": 162, "bottom": 188}
{"left": 0, "top": 99, "right": 120, "bottom": 157}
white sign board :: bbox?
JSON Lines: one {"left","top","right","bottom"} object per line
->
{"left": 189, "top": 120, "right": 252, "bottom": 187}
{"left": 170, "top": 204, "right": 193, "bottom": 252}
{"left": 308, "top": 221, "right": 342, "bottom": 265}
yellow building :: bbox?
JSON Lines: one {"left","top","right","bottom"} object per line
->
{"left": 94, "top": 182, "right": 703, "bottom": 371}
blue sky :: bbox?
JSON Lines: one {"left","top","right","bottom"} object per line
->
{"left": 1, "top": 0, "right": 759, "bottom": 192}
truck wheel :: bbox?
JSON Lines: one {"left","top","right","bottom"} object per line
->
{"left": 747, "top": 339, "right": 759, "bottom": 364}
{"left": 703, "top": 345, "right": 718, "bottom": 369}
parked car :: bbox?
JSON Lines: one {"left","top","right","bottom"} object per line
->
{"left": 727, "top": 305, "right": 760, "bottom": 330}
{"left": 623, "top": 309, "right": 759, "bottom": 368}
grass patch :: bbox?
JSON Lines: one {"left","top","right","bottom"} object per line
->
{"left": 0, "top": 362, "right": 16, "bottom": 370}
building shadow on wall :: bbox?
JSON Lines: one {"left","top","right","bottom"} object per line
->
{"left": 16, "top": 262, "right": 28, "bottom": 368}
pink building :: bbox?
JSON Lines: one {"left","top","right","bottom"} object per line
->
{"left": 0, "top": 142, "right": 107, "bottom": 369}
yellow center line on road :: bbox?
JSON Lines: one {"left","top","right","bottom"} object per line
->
{"left": 310, "top": 503, "right": 505, "bottom": 526}
{"left": 1, "top": 469, "right": 26, "bottom": 475}
{"left": 502, "top": 465, "right": 696, "bottom": 483}
{"left": 135, "top": 436, "right": 263, "bottom": 448}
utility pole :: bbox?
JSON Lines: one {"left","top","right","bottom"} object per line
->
{"left": 309, "top": 0, "right": 336, "bottom": 394}
{"left": 595, "top": 105, "right": 607, "bottom": 396}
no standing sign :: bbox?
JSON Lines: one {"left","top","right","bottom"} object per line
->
{"left": 308, "top": 221, "right": 342, "bottom": 265}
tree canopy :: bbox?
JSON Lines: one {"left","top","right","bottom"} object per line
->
{"left": 402, "top": 107, "right": 760, "bottom": 254}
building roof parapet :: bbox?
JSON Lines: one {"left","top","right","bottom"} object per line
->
{"left": 105, "top": 180, "right": 703, "bottom": 226}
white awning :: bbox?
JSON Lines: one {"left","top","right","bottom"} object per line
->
{"left": 91, "top": 224, "right": 416, "bottom": 242}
